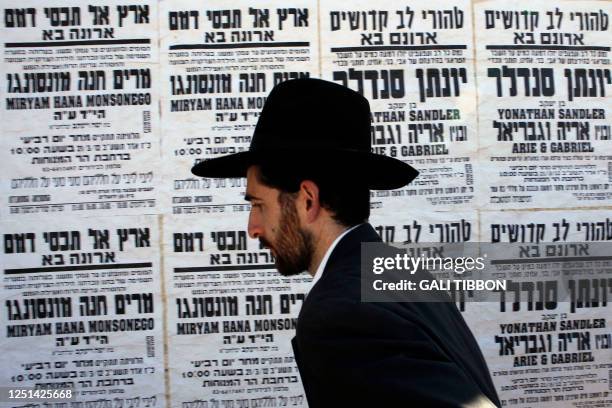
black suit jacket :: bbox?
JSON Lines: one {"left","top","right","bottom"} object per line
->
{"left": 292, "top": 224, "right": 501, "bottom": 407}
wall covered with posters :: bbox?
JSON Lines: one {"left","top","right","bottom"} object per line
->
{"left": 1, "top": 0, "right": 610, "bottom": 407}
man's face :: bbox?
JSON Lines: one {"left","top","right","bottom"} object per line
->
{"left": 245, "top": 166, "right": 314, "bottom": 276}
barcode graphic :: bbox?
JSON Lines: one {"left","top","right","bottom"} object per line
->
{"left": 146, "top": 336, "right": 155, "bottom": 357}
{"left": 465, "top": 163, "right": 473, "bottom": 185}
{"left": 143, "top": 111, "right": 151, "bottom": 133}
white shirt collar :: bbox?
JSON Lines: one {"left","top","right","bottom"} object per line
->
{"left": 311, "top": 223, "right": 363, "bottom": 289}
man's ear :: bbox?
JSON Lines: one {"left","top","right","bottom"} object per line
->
{"left": 298, "top": 180, "right": 321, "bottom": 223}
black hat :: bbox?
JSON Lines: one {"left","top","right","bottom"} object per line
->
{"left": 191, "top": 78, "right": 418, "bottom": 190}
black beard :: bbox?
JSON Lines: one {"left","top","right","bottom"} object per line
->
{"left": 263, "top": 193, "right": 314, "bottom": 276}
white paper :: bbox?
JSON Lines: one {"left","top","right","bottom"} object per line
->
{"left": 474, "top": 0, "right": 612, "bottom": 209}
{"left": 0, "top": 0, "right": 160, "bottom": 217}
{"left": 320, "top": 0, "right": 478, "bottom": 211}
{"left": 159, "top": 0, "right": 320, "bottom": 216}
{"left": 0, "top": 215, "right": 165, "bottom": 407}
{"left": 464, "top": 209, "right": 612, "bottom": 407}
{"left": 163, "top": 214, "right": 309, "bottom": 407}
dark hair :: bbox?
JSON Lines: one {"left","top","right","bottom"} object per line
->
{"left": 256, "top": 160, "right": 370, "bottom": 227}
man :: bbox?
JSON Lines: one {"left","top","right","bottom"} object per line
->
{"left": 192, "top": 78, "right": 501, "bottom": 407}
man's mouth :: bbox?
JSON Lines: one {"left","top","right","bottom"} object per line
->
{"left": 261, "top": 244, "right": 277, "bottom": 261}
{"left": 259, "top": 238, "right": 273, "bottom": 253}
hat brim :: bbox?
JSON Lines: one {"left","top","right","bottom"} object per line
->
{"left": 191, "top": 149, "right": 418, "bottom": 190}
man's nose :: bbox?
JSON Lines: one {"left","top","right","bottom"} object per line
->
{"left": 248, "top": 210, "right": 262, "bottom": 239}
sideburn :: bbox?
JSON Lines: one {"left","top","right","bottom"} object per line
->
{"left": 275, "top": 192, "right": 315, "bottom": 276}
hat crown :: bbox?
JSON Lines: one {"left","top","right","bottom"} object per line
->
{"left": 190, "top": 77, "right": 418, "bottom": 190}
{"left": 251, "top": 78, "right": 371, "bottom": 153}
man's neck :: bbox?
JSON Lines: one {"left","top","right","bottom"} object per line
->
{"left": 307, "top": 222, "right": 349, "bottom": 277}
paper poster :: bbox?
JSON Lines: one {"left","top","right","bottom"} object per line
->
{"left": 369, "top": 210, "right": 479, "bottom": 244}
{"left": 0, "top": 1, "right": 160, "bottom": 217}
{"left": 474, "top": 0, "right": 612, "bottom": 208}
{"left": 320, "top": 0, "right": 478, "bottom": 211}
{"left": 163, "top": 214, "right": 308, "bottom": 407}
{"left": 462, "top": 210, "right": 612, "bottom": 407}
{"left": 159, "top": 0, "right": 319, "bottom": 216}
{"left": 0, "top": 215, "right": 164, "bottom": 407}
